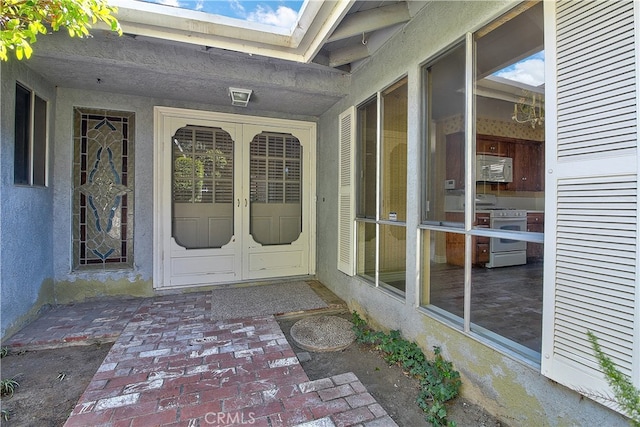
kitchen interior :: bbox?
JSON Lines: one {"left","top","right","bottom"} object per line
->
{"left": 422, "top": 2, "right": 544, "bottom": 358}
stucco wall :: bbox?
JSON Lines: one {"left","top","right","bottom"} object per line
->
{"left": 315, "top": 1, "right": 626, "bottom": 426}
{"left": 3, "top": 39, "right": 322, "bottom": 337}
{"left": 1, "top": 61, "right": 56, "bottom": 339}
{"left": 52, "top": 88, "right": 319, "bottom": 303}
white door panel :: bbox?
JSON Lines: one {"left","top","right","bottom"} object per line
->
{"left": 154, "top": 107, "right": 316, "bottom": 288}
{"left": 242, "top": 123, "right": 312, "bottom": 280}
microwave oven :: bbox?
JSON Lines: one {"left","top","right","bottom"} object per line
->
{"left": 476, "top": 154, "right": 513, "bottom": 183}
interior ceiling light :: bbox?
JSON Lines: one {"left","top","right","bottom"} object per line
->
{"left": 229, "top": 87, "right": 252, "bottom": 107}
{"left": 512, "top": 90, "right": 544, "bottom": 129}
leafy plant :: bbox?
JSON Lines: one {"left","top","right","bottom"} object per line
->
{"left": 0, "top": 347, "right": 8, "bottom": 358}
{"left": 418, "top": 347, "right": 462, "bottom": 426}
{"left": 587, "top": 331, "right": 640, "bottom": 426}
{"left": 352, "top": 311, "right": 461, "bottom": 426}
{"left": 0, "top": 378, "right": 19, "bottom": 397}
{"left": 1, "top": 0, "right": 122, "bottom": 61}
{"left": 1, "top": 409, "right": 9, "bottom": 421}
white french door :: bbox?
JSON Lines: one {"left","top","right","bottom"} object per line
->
{"left": 153, "top": 107, "right": 316, "bottom": 289}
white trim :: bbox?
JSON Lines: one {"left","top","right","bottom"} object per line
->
{"left": 153, "top": 106, "right": 316, "bottom": 288}
{"left": 541, "top": 0, "right": 560, "bottom": 381}
{"left": 337, "top": 106, "right": 356, "bottom": 276}
{"left": 463, "top": 32, "right": 473, "bottom": 334}
{"left": 375, "top": 91, "right": 382, "bottom": 287}
{"left": 633, "top": 0, "right": 640, "bottom": 390}
{"left": 108, "top": 0, "right": 353, "bottom": 64}
{"left": 542, "top": 0, "right": 640, "bottom": 413}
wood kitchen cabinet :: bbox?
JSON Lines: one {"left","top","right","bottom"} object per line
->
{"left": 447, "top": 133, "right": 544, "bottom": 192}
{"left": 508, "top": 140, "right": 544, "bottom": 191}
{"left": 477, "top": 135, "right": 510, "bottom": 156}
{"left": 476, "top": 134, "right": 544, "bottom": 192}
{"left": 445, "top": 212, "right": 490, "bottom": 267}
{"left": 475, "top": 213, "right": 490, "bottom": 265}
{"left": 527, "top": 212, "right": 544, "bottom": 261}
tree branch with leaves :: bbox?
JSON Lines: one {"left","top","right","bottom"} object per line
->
{"left": 0, "top": 0, "right": 122, "bottom": 61}
{"left": 587, "top": 331, "right": 640, "bottom": 426}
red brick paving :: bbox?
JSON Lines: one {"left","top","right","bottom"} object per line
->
{"left": 4, "top": 297, "right": 143, "bottom": 349}
{"left": 4, "top": 291, "right": 398, "bottom": 426}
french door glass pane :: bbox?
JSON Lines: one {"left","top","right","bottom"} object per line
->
{"left": 471, "top": 2, "right": 544, "bottom": 357}
{"left": 474, "top": 1, "right": 545, "bottom": 220}
{"left": 420, "top": 229, "right": 464, "bottom": 320}
{"left": 381, "top": 78, "right": 408, "bottom": 222}
{"left": 356, "top": 98, "right": 377, "bottom": 219}
{"left": 356, "top": 221, "right": 376, "bottom": 281}
{"left": 424, "top": 43, "right": 466, "bottom": 224}
{"left": 379, "top": 224, "right": 406, "bottom": 293}
{"left": 470, "top": 243, "right": 543, "bottom": 354}
{"left": 250, "top": 133, "right": 302, "bottom": 245}
{"left": 172, "top": 126, "right": 234, "bottom": 249}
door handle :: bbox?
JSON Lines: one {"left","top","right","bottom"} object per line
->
{"left": 237, "top": 199, "right": 240, "bottom": 207}
{"left": 245, "top": 199, "right": 248, "bottom": 207}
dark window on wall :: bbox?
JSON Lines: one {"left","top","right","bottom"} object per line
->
{"left": 14, "top": 83, "right": 47, "bottom": 186}
{"left": 14, "top": 84, "right": 31, "bottom": 184}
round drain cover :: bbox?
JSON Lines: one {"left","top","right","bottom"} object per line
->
{"left": 290, "top": 315, "right": 355, "bottom": 352}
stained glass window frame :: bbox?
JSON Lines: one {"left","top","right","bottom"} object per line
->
{"left": 72, "top": 108, "right": 135, "bottom": 270}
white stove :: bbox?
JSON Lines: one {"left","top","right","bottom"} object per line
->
{"left": 475, "top": 195, "right": 527, "bottom": 268}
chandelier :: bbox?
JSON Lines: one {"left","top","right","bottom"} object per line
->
{"left": 512, "top": 91, "right": 544, "bottom": 129}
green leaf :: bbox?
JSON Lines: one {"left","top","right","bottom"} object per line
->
{"left": 1, "top": 0, "right": 121, "bottom": 61}
{"left": 22, "top": 41, "right": 33, "bottom": 59}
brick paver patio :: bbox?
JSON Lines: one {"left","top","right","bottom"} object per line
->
{"left": 4, "top": 290, "right": 397, "bottom": 427}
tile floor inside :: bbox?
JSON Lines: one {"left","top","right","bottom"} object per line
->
{"left": 4, "top": 289, "right": 397, "bottom": 427}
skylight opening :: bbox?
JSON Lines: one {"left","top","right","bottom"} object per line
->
{"left": 492, "top": 51, "right": 545, "bottom": 88}
{"left": 135, "top": 0, "right": 306, "bottom": 30}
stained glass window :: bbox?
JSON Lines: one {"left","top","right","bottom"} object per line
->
{"left": 73, "top": 108, "right": 135, "bottom": 269}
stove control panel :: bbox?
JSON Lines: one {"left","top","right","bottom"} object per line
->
{"left": 491, "top": 210, "right": 526, "bottom": 217}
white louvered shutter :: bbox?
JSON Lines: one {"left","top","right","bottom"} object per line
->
{"left": 542, "top": 0, "right": 639, "bottom": 411}
{"left": 338, "top": 107, "right": 356, "bottom": 275}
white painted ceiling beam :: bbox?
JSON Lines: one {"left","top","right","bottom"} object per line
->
{"left": 328, "top": 23, "right": 401, "bottom": 68}
{"left": 329, "top": 44, "right": 370, "bottom": 67}
{"left": 326, "top": 2, "right": 410, "bottom": 43}
{"left": 300, "top": 0, "right": 355, "bottom": 63}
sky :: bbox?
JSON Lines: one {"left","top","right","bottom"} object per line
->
{"left": 138, "top": 0, "right": 305, "bottom": 29}
{"left": 493, "top": 51, "right": 545, "bottom": 87}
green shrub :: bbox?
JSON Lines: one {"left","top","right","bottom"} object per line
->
{"left": 588, "top": 331, "right": 640, "bottom": 426}
{"left": 351, "top": 312, "right": 461, "bottom": 426}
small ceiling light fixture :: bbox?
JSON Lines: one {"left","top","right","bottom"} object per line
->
{"left": 512, "top": 90, "right": 544, "bottom": 129}
{"left": 229, "top": 87, "right": 252, "bottom": 107}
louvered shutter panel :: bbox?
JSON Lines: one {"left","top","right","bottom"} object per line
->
{"left": 542, "top": 0, "right": 639, "bottom": 410}
{"left": 338, "top": 107, "right": 356, "bottom": 275}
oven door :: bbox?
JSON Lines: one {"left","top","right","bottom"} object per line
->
{"left": 490, "top": 217, "right": 527, "bottom": 252}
